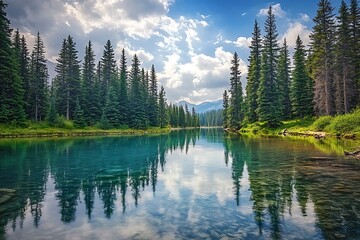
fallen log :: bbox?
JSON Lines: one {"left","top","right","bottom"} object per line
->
{"left": 344, "top": 150, "right": 360, "bottom": 156}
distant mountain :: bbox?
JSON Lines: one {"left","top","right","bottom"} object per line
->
{"left": 177, "top": 100, "right": 223, "bottom": 113}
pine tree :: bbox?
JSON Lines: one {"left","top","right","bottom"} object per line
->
{"left": 310, "top": 0, "right": 336, "bottom": 116}
{"left": 54, "top": 36, "right": 81, "bottom": 120}
{"left": 349, "top": 0, "right": 360, "bottom": 105}
{"left": 158, "top": 86, "right": 168, "bottom": 128}
{"left": 229, "top": 52, "right": 244, "bottom": 129}
{"left": 148, "top": 65, "right": 159, "bottom": 126}
{"left": 129, "top": 55, "right": 148, "bottom": 129}
{"left": 20, "top": 36, "right": 31, "bottom": 118}
{"left": 245, "top": 20, "right": 262, "bottom": 123}
{"left": 101, "top": 40, "right": 117, "bottom": 106}
{"left": 335, "top": 0, "right": 356, "bottom": 114}
{"left": 118, "top": 48, "right": 128, "bottom": 125}
{"left": 191, "top": 107, "right": 198, "bottom": 127}
{"left": 29, "top": 32, "right": 48, "bottom": 121}
{"left": 185, "top": 104, "right": 191, "bottom": 127}
{"left": 13, "top": 29, "right": 30, "bottom": 122}
{"left": 277, "top": 38, "right": 291, "bottom": 119}
{"left": 73, "top": 98, "right": 85, "bottom": 128}
{"left": 104, "top": 86, "right": 121, "bottom": 128}
{"left": 223, "top": 90, "right": 230, "bottom": 128}
{"left": 257, "top": 6, "right": 282, "bottom": 127}
{"left": 81, "top": 41, "right": 98, "bottom": 125}
{"left": 0, "top": 1, "right": 26, "bottom": 124}
{"left": 178, "top": 106, "right": 186, "bottom": 128}
{"left": 291, "top": 36, "right": 313, "bottom": 117}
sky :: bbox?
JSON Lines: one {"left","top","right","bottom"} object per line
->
{"left": 5, "top": 0, "right": 344, "bottom": 104}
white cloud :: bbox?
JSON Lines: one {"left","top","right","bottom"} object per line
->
{"left": 258, "top": 3, "right": 286, "bottom": 18}
{"left": 158, "top": 47, "right": 247, "bottom": 104}
{"left": 281, "top": 22, "right": 311, "bottom": 48}
{"left": 224, "top": 36, "right": 251, "bottom": 48}
{"left": 299, "top": 13, "right": 310, "bottom": 22}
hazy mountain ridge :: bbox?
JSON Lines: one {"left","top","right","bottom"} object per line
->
{"left": 177, "top": 100, "right": 223, "bottom": 113}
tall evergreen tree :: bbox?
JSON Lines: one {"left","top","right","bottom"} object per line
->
{"left": 158, "top": 86, "right": 168, "bottom": 128}
{"left": 101, "top": 40, "right": 117, "bottom": 106}
{"left": 129, "top": 55, "right": 148, "bottom": 129}
{"left": 310, "top": 0, "right": 336, "bottom": 116}
{"left": 291, "top": 36, "right": 313, "bottom": 117}
{"left": 29, "top": 32, "right": 48, "bottom": 121}
{"left": 46, "top": 86, "right": 58, "bottom": 126}
{"left": 223, "top": 90, "right": 230, "bottom": 128}
{"left": 53, "top": 36, "right": 81, "bottom": 120}
{"left": 349, "top": 0, "right": 360, "bottom": 105}
{"left": 104, "top": 86, "right": 120, "bottom": 128}
{"left": 0, "top": 1, "right": 26, "bottom": 124}
{"left": 229, "top": 52, "right": 244, "bottom": 129}
{"left": 73, "top": 97, "right": 85, "bottom": 128}
{"left": 148, "top": 65, "right": 159, "bottom": 126}
{"left": 245, "top": 20, "right": 262, "bottom": 123}
{"left": 20, "top": 35, "right": 31, "bottom": 118}
{"left": 277, "top": 38, "right": 291, "bottom": 119}
{"left": 118, "top": 48, "right": 128, "bottom": 125}
{"left": 81, "top": 41, "right": 99, "bottom": 125}
{"left": 257, "top": 6, "right": 282, "bottom": 127}
{"left": 335, "top": 0, "right": 356, "bottom": 114}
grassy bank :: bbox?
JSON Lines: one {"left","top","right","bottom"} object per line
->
{"left": 0, "top": 121, "right": 171, "bottom": 138}
{"left": 241, "top": 108, "right": 360, "bottom": 139}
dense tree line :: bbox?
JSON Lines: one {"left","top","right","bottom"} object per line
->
{"left": 199, "top": 109, "right": 223, "bottom": 127}
{"left": 0, "top": 0, "right": 199, "bottom": 129}
{"left": 168, "top": 104, "right": 199, "bottom": 128}
{"left": 224, "top": 0, "right": 360, "bottom": 129}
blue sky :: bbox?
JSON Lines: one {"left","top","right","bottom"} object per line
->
{"left": 6, "top": 0, "right": 344, "bottom": 104}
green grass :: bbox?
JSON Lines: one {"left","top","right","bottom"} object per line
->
{"left": 241, "top": 108, "right": 360, "bottom": 138}
{"left": 0, "top": 121, "right": 171, "bottom": 138}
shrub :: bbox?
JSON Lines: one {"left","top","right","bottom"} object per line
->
{"left": 55, "top": 115, "right": 74, "bottom": 129}
{"left": 312, "top": 116, "right": 332, "bottom": 131}
{"left": 326, "top": 109, "right": 360, "bottom": 134}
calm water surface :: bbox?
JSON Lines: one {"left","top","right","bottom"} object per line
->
{"left": 0, "top": 129, "right": 359, "bottom": 240}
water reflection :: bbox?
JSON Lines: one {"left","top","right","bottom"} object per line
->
{"left": 0, "top": 129, "right": 359, "bottom": 239}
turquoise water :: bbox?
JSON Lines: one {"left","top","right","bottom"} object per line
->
{"left": 0, "top": 129, "right": 359, "bottom": 239}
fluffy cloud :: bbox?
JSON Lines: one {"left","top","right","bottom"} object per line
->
{"left": 281, "top": 22, "right": 311, "bottom": 48}
{"left": 158, "top": 47, "right": 247, "bottom": 103}
{"left": 225, "top": 37, "right": 251, "bottom": 48}
{"left": 258, "top": 3, "right": 286, "bottom": 18}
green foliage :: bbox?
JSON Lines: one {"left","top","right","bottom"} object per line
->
{"left": 229, "top": 52, "right": 244, "bottom": 129}
{"left": 325, "top": 108, "right": 360, "bottom": 133}
{"left": 245, "top": 20, "right": 262, "bottom": 123}
{"left": 73, "top": 98, "right": 85, "bottom": 128}
{"left": 311, "top": 116, "right": 332, "bottom": 131}
{"left": 55, "top": 115, "right": 74, "bottom": 129}
{"left": 256, "top": 6, "right": 282, "bottom": 127}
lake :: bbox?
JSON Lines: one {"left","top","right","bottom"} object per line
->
{"left": 0, "top": 129, "right": 359, "bottom": 239}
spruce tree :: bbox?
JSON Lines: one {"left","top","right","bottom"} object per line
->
{"left": 81, "top": 41, "right": 101, "bottom": 125}
{"left": 335, "top": 0, "right": 356, "bottom": 114}
{"left": 129, "top": 55, "right": 148, "bottom": 129}
{"left": 73, "top": 98, "right": 85, "bottom": 128}
{"left": 191, "top": 107, "right": 198, "bottom": 127}
{"left": 158, "top": 86, "right": 168, "bottom": 128}
{"left": 53, "top": 36, "right": 81, "bottom": 120}
{"left": 104, "top": 86, "right": 121, "bottom": 128}
{"left": 349, "top": 0, "right": 360, "bottom": 105}
{"left": 118, "top": 48, "right": 128, "bottom": 125}
{"left": 291, "top": 36, "right": 313, "bottom": 117}
{"left": 229, "top": 52, "right": 244, "bottom": 129}
{"left": 310, "top": 0, "right": 336, "bottom": 116}
{"left": 245, "top": 20, "right": 262, "bottom": 123}
{"left": 185, "top": 104, "right": 191, "bottom": 127}
{"left": 277, "top": 38, "right": 291, "bottom": 119}
{"left": 0, "top": 1, "right": 26, "bottom": 124}
{"left": 101, "top": 40, "right": 117, "bottom": 107}
{"left": 29, "top": 32, "right": 48, "bottom": 121}
{"left": 148, "top": 65, "right": 159, "bottom": 126}
{"left": 20, "top": 36, "right": 31, "bottom": 118}
{"left": 223, "top": 90, "right": 229, "bottom": 128}
{"left": 257, "top": 6, "right": 281, "bottom": 127}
